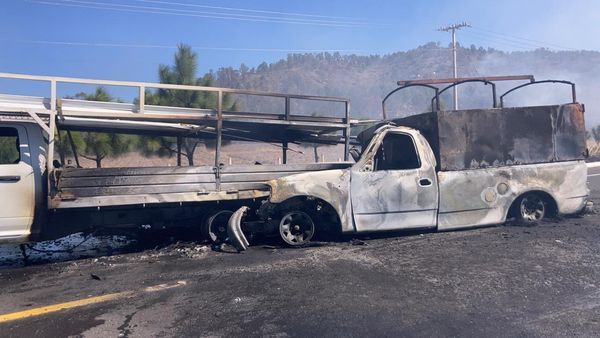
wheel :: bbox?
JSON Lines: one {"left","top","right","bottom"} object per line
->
{"left": 203, "top": 210, "right": 234, "bottom": 244}
{"left": 517, "top": 193, "right": 546, "bottom": 223}
{"left": 279, "top": 211, "right": 315, "bottom": 247}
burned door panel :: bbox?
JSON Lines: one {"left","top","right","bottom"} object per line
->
{"left": 350, "top": 130, "right": 438, "bottom": 232}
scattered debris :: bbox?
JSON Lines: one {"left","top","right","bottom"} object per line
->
{"left": 351, "top": 239, "right": 367, "bottom": 246}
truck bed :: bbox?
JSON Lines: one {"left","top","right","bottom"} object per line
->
{"left": 50, "top": 162, "right": 352, "bottom": 209}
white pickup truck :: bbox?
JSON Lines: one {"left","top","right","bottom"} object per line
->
{"left": 242, "top": 83, "right": 590, "bottom": 249}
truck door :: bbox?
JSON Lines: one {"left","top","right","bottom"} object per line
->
{"left": 350, "top": 131, "right": 438, "bottom": 232}
{"left": 0, "top": 126, "right": 35, "bottom": 240}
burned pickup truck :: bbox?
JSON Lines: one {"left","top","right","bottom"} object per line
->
{"left": 228, "top": 78, "right": 590, "bottom": 249}
{"left": 0, "top": 73, "right": 590, "bottom": 250}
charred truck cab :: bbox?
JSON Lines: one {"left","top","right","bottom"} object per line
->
{"left": 250, "top": 77, "right": 589, "bottom": 249}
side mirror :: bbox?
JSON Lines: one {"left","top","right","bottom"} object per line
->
{"left": 53, "top": 160, "right": 62, "bottom": 169}
{"left": 349, "top": 147, "right": 361, "bottom": 162}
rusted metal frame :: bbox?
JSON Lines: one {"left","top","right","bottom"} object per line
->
{"left": 138, "top": 85, "right": 145, "bottom": 114}
{"left": 47, "top": 80, "right": 57, "bottom": 174}
{"left": 0, "top": 72, "right": 348, "bottom": 104}
{"left": 396, "top": 75, "right": 535, "bottom": 86}
{"left": 176, "top": 137, "right": 182, "bottom": 166}
{"left": 382, "top": 84, "right": 440, "bottom": 119}
{"left": 432, "top": 79, "right": 497, "bottom": 109}
{"left": 283, "top": 97, "right": 291, "bottom": 164}
{"left": 215, "top": 91, "right": 223, "bottom": 191}
{"left": 499, "top": 80, "right": 577, "bottom": 107}
{"left": 55, "top": 99, "right": 82, "bottom": 168}
{"left": 0, "top": 72, "right": 355, "bottom": 171}
{"left": 343, "top": 101, "right": 351, "bottom": 161}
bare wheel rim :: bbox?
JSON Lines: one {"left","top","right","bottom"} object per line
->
{"left": 207, "top": 210, "right": 233, "bottom": 243}
{"left": 519, "top": 195, "right": 546, "bottom": 221}
{"left": 279, "top": 211, "right": 315, "bottom": 246}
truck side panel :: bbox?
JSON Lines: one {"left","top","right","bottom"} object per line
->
{"left": 437, "top": 161, "right": 588, "bottom": 230}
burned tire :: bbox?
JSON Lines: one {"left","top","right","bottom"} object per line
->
{"left": 203, "top": 210, "right": 234, "bottom": 244}
{"left": 515, "top": 193, "right": 547, "bottom": 224}
{"left": 278, "top": 211, "right": 315, "bottom": 247}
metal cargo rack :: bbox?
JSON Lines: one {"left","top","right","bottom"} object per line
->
{"left": 0, "top": 72, "right": 355, "bottom": 174}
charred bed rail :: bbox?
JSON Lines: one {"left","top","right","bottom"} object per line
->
{"left": 432, "top": 79, "right": 497, "bottom": 109}
{"left": 0, "top": 72, "right": 352, "bottom": 175}
{"left": 396, "top": 74, "right": 535, "bottom": 86}
{"left": 382, "top": 84, "right": 440, "bottom": 120}
{"left": 385, "top": 75, "right": 577, "bottom": 119}
{"left": 499, "top": 80, "right": 577, "bottom": 107}
{"left": 385, "top": 75, "right": 535, "bottom": 119}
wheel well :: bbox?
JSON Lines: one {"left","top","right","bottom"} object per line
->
{"left": 508, "top": 190, "right": 558, "bottom": 219}
{"left": 275, "top": 196, "right": 342, "bottom": 234}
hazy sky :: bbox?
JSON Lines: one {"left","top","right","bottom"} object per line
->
{"left": 1, "top": 0, "right": 599, "bottom": 86}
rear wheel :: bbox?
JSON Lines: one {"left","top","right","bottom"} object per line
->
{"left": 278, "top": 211, "right": 315, "bottom": 247}
{"left": 516, "top": 193, "right": 547, "bottom": 224}
{"left": 203, "top": 210, "right": 233, "bottom": 244}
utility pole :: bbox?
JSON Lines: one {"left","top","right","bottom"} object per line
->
{"left": 438, "top": 22, "right": 470, "bottom": 110}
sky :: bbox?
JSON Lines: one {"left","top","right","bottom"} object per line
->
{"left": 0, "top": 0, "right": 599, "bottom": 98}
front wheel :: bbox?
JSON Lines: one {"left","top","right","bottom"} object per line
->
{"left": 516, "top": 193, "right": 547, "bottom": 224}
{"left": 279, "top": 211, "right": 315, "bottom": 247}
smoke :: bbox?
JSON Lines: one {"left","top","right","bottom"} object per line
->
{"left": 475, "top": 50, "right": 600, "bottom": 127}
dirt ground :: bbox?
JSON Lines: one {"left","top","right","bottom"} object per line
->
{"left": 0, "top": 170, "right": 599, "bottom": 337}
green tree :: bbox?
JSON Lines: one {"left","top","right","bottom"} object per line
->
{"left": 62, "top": 87, "right": 136, "bottom": 168}
{"left": 55, "top": 130, "right": 85, "bottom": 166}
{"left": 0, "top": 134, "right": 19, "bottom": 164}
{"left": 143, "top": 44, "right": 237, "bottom": 166}
{"left": 592, "top": 126, "right": 600, "bottom": 143}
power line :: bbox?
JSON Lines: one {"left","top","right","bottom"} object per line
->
{"left": 7, "top": 38, "right": 373, "bottom": 53}
{"left": 29, "top": 0, "right": 373, "bottom": 27}
{"left": 133, "top": 0, "right": 367, "bottom": 21}
{"left": 464, "top": 30, "right": 552, "bottom": 50}
{"left": 471, "top": 26, "right": 576, "bottom": 50}
{"left": 461, "top": 30, "right": 539, "bottom": 50}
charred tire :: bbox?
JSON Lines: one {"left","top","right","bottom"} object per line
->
{"left": 203, "top": 210, "right": 234, "bottom": 244}
{"left": 514, "top": 193, "right": 548, "bottom": 224}
{"left": 278, "top": 211, "right": 315, "bottom": 247}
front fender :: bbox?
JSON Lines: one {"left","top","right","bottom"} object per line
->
{"left": 266, "top": 169, "right": 355, "bottom": 232}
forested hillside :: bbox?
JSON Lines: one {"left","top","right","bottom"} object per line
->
{"left": 210, "top": 42, "right": 600, "bottom": 125}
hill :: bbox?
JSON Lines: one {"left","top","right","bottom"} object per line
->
{"left": 210, "top": 42, "right": 600, "bottom": 126}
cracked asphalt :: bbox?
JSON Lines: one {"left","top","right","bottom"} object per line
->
{"left": 1, "top": 168, "right": 600, "bottom": 337}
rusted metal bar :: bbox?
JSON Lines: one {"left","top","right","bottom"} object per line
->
{"left": 138, "top": 85, "right": 145, "bottom": 114}
{"left": 382, "top": 84, "right": 439, "bottom": 119}
{"left": 176, "top": 136, "right": 182, "bottom": 167}
{"left": 283, "top": 96, "right": 291, "bottom": 164}
{"left": 282, "top": 142, "right": 288, "bottom": 164}
{"left": 344, "top": 101, "right": 350, "bottom": 161}
{"left": 432, "top": 79, "right": 497, "bottom": 109}
{"left": 0, "top": 72, "right": 349, "bottom": 103}
{"left": 48, "top": 80, "right": 57, "bottom": 173}
{"left": 499, "top": 80, "right": 577, "bottom": 107}
{"left": 397, "top": 75, "right": 535, "bottom": 86}
{"left": 66, "top": 130, "right": 81, "bottom": 168}
{"left": 215, "top": 91, "right": 223, "bottom": 190}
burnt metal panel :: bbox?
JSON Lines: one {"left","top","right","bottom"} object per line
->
{"left": 554, "top": 104, "right": 586, "bottom": 161}
{"left": 55, "top": 162, "right": 353, "bottom": 201}
{"left": 361, "top": 103, "right": 586, "bottom": 171}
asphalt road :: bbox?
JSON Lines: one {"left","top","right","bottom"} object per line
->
{"left": 1, "top": 168, "right": 600, "bottom": 337}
